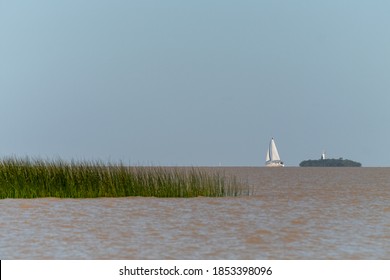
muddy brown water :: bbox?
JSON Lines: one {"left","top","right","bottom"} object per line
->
{"left": 1, "top": 167, "right": 389, "bottom": 259}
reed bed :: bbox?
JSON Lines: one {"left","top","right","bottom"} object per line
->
{"left": 0, "top": 158, "right": 244, "bottom": 198}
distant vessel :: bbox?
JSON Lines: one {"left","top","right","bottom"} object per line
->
{"left": 265, "top": 138, "right": 284, "bottom": 167}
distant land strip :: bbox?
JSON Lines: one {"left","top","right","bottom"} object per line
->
{"left": 299, "top": 158, "right": 362, "bottom": 167}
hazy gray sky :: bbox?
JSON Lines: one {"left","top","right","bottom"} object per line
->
{"left": 1, "top": 1, "right": 389, "bottom": 166}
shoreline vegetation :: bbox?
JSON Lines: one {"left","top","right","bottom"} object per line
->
{"left": 0, "top": 158, "right": 246, "bottom": 199}
{"left": 299, "top": 158, "right": 362, "bottom": 167}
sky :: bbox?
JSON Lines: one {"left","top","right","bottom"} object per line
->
{"left": 1, "top": 1, "right": 390, "bottom": 167}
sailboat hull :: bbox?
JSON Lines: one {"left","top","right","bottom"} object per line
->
{"left": 265, "top": 161, "right": 284, "bottom": 167}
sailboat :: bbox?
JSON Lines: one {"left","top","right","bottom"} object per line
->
{"left": 265, "top": 138, "right": 284, "bottom": 167}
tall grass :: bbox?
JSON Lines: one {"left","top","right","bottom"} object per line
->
{"left": 0, "top": 158, "right": 244, "bottom": 198}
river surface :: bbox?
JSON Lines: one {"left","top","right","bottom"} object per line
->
{"left": 1, "top": 167, "right": 389, "bottom": 259}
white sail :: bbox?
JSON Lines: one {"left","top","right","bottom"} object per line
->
{"left": 265, "top": 138, "right": 284, "bottom": 167}
{"left": 269, "top": 138, "right": 281, "bottom": 161}
{"left": 266, "top": 149, "right": 270, "bottom": 162}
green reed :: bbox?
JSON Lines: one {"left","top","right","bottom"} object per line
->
{"left": 0, "top": 158, "right": 244, "bottom": 198}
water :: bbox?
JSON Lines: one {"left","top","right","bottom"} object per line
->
{"left": 1, "top": 167, "right": 389, "bottom": 259}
